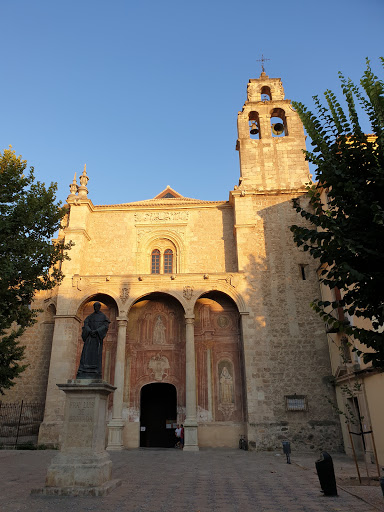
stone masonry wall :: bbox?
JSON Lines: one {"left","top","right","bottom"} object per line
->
{"left": 2, "top": 292, "right": 55, "bottom": 403}
{"left": 237, "top": 192, "right": 342, "bottom": 452}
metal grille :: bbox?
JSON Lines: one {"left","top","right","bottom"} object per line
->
{"left": 0, "top": 401, "right": 45, "bottom": 448}
{"left": 285, "top": 395, "right": 308, "bottom": 411}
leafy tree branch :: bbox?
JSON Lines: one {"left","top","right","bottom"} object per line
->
{"left": 290, "top": 58, "right": 384, "bottom": 369}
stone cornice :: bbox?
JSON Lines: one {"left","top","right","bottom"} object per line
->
{"left": 64, "top": 228, "right": 91, "bottom": 241}
{"left": 92, "top": 200, "right": 230, "bottom": 211}
{"left": 66, "top": 198, "right": 94, "bottom": 211}
{"left": 230, "top": 187, "right": 308, "bottom": 198}
{"left": 54, "top": 314, "right": 82, "bottom": 323}
{"left": 65, "top": 271, "right": 245, "bottom": 282}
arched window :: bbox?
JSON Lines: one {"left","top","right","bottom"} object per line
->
{"left": 151, "top": 249, "right": 160, "bottom": 274}
{"left": 164, "top": 249, "right": 173, "bottom": 274}
{"left": 149, "top": 240, "right": 177, "bottom": 274}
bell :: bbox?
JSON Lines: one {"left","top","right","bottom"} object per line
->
{"left": 250, "top": 122, "right": 259, "bottom": 135}
{"left": 272, "top": 122, "right": 284, "bottom": 135}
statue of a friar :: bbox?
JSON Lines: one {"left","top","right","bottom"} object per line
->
{"left": 76, "top": 301, "right": 110, "bottom": 379}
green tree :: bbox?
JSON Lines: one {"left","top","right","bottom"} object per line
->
{"left": 0, "top": 147, "right": 71, "bottom": 393}
{"left": 290, "top": 58, "right": 384, "bottom": 369}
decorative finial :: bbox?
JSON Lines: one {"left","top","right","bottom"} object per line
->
{"left": 67, "top": 172, "right": 78, "bottom": 201}
{"left": 78, "top": 164, "right": 89, "bottom": 199}
{"left": 256, "top": 54, "right": 270, "bottom": 74}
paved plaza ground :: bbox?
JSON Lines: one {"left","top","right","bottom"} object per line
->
{"left": 0, "top": 448, "right": 382, "bottom": 512}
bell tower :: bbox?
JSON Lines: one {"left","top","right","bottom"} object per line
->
{"left": 236, "top": 72, "right": 310, "bottom": 192}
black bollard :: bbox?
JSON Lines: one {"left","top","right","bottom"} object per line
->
{"left": 380, "top": 477, "right": 384, "bottom": 497}
{"left": 282, "top": 441, "right": 291, "bottom": 464}
{"left": 315, "top": 451, "right": 338, "bottom": 496}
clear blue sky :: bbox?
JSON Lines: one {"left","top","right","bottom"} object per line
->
{"left": 1, "top": 0, "right": 383, "bottom": 206}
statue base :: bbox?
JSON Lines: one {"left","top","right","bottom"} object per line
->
{"left": 183, "top": 419, "right": 199, "bottom": 451}
{"left": 32, "top": 380, "right": 119, "bottom": 496}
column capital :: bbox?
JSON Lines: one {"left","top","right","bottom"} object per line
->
{"left": 116, "top": 317, "right": 128, "bottom": 327}
{"left": 185, "top": 315, "right": 195, "bottom": 325}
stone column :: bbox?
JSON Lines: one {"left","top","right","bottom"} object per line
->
{"left": 206, "top": 345, "right": 213, "bottom": 421}
{"left": 183, "top": 315, "right": 199, "bottom": 451}
{"left": 107, "top": 318, "right": 127, "bottom": 450}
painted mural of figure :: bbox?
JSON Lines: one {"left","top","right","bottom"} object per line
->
{"left": 220, "top": 366, "right": 234, "bottom": 403}
{"left": 153, "top": 315, "right": 166, "bottom": 344}
{"left": 77, "top": 301, "right": 110, "bottom": 379}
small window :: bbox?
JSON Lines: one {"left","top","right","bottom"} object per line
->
{"left": 164, "top": 249, "right": 173, "bottom": 274}
{"left": 285, "top": 395, "right": 308, "bottom": 411}
{"left": 299, "top": 264, "right": 307, "bottom": 280}
{"left": 151, "top": 249, "right": 160, "bottom": 274}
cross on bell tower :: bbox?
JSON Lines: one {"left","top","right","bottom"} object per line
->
{"left": 256, "top": 54, "right": 270, "bottom": 74}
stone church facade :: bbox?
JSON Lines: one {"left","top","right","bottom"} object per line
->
{"left": 4, "top": 72, "right": 343, "bottom": 452}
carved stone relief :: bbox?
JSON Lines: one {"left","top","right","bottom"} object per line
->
{"left": 217, "top": 315, "right": 230, "bottom": 329}
{"left": 137, "top": 307, "right": 178, "bottom": 346}
{"left": 148, "top": 354, "right": 170, "bottom": 381}
{"left": 134, "top": 211, "right": 189, "bottom": 223}
{"left": 219, "top": 361, "right": 234, "bottom": 404}
{"left": 218, "top": 360, "right": 235, "bottom": 420}
{"left": 183, "top": 286, "right": 193, "bottom": 300}
{"left": 153, "top": 315, "right": 166, "bottom": 344}
{"left": 137, "top": 228, "right": 152, "bottom": 243}
{"left": 71, "top": 275, "right": 90, "bottom": 291}
{"left": 120, "top": 287, "right": 129, "bottom": 303}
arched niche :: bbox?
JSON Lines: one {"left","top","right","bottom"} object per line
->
{"left": 75, "top": 294, "right": 118, "bottom": 390}
{"left": 193, "top": 291, "right": 245, "bottom": 423}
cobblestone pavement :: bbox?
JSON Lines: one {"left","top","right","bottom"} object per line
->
{"left": 0, "top": 449, "right": 383, "bottom": 512}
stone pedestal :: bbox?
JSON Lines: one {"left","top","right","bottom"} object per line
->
{"left": 183, "top": 420, "right": 199, "bottom": 451}
{"left": 107, "top": 418, "right": 125, "bottom": 450}
{"left": 32, "top": 380, "right": 121, "bottom": 496}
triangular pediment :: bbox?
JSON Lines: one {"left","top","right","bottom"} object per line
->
{"left": 153, "top": 185, "right": 184, "bottom": 199}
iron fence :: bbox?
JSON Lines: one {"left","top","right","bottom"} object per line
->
{"left": 0, "top": 401, "right": 45, "bottom": 448}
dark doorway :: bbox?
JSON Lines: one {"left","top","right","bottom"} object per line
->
{"left": 140, "top": 383, "right": 177, "bottom": 448}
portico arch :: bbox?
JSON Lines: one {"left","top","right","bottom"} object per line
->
{"left": 122, "top": 292, "right": 187, "bottom": 448}
{"left": 74, "top": 288, "right": 125, "bottom": 318}
{"left": 193, "top": 290, "right": 246, "bottom": 447}
{"left": 189, "top": 282, "right": 248, "bottom": 316}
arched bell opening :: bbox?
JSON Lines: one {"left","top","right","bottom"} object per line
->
{"left": 270, "top": 107, "right": 287, "bottom": 137}
{"left": 249, "top": 111, "right": 260, "bottom": 140}
{"left": 139, "top": 382, "right": 177, "bottom": 447}
{"left": 261, "top": 85, "right": 272, "bottom": 101}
